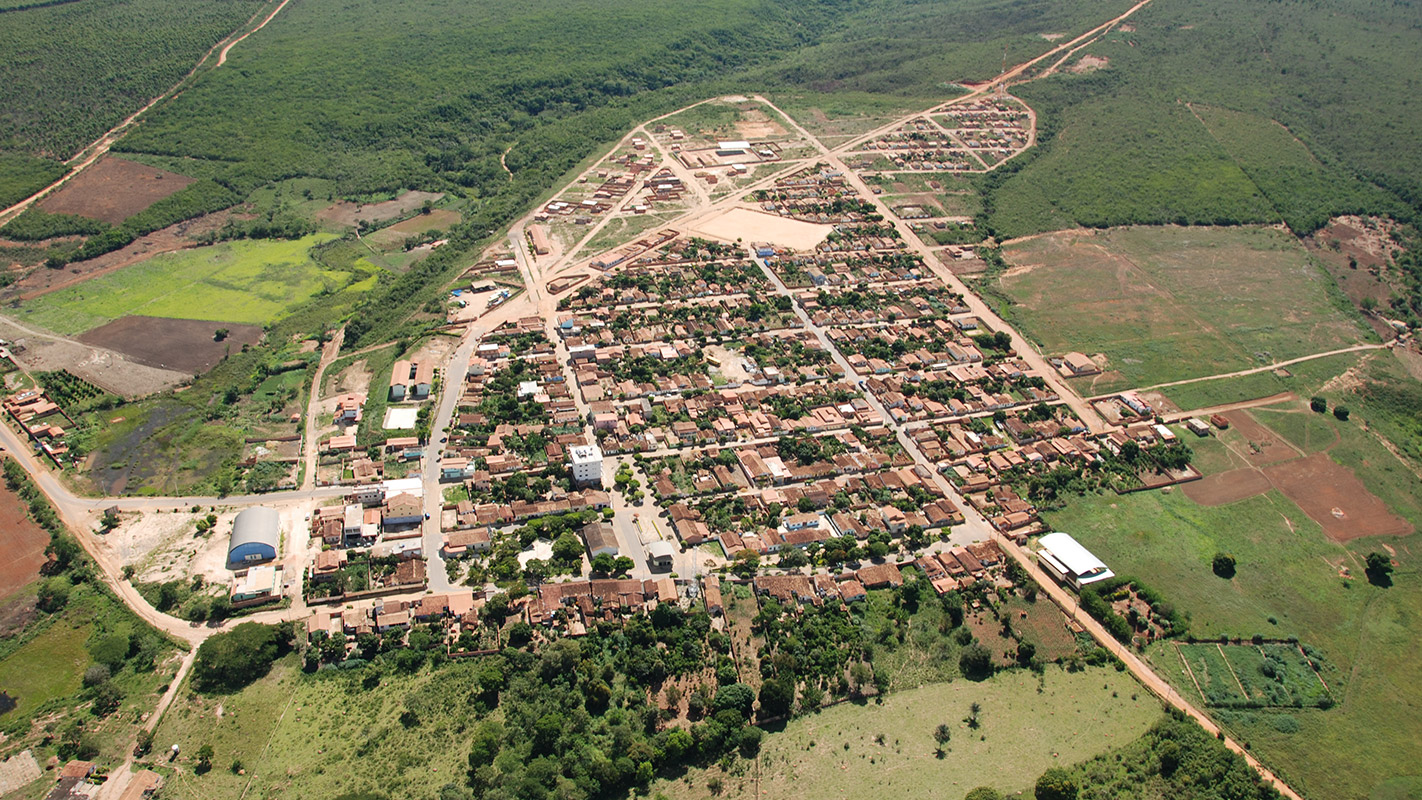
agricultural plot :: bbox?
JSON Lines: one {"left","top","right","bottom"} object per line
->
{"left": 78, "top": 317, "right": 264, "bottom": 374}
{"left": 0, "top": 483, "right": 50, "bottom": 603}
{"left": 36, "top": 157, "right": 195, "bottom": 225}
{"left": 1174, "top": 642, "right": 1331, "bottom": 708}
{"left": 996, "top": 226, "right": 1374, "bottom": 392}
{"left": 1046, "top": 487, "right": 1422, "bottom": 800}
{"left": 16, "top": 233, "right": 343, "bottom": 335}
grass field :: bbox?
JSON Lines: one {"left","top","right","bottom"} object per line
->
{"left": 152, "top": 656, "right": 503, "bottom": 800}
{"left": 655, "top": 668, "right": 1158, "bottom": 800}
{"left": 1044, "top": 483, "right": 1422, "bottom": 800}
{"left": 0, "top": 615, "right": 90, "bottom": 720}
{"left": 995, "top": 226, "right": 1373, "bottom": 393}
{"left": 17, "top": 233, "right": 343, "bottom": 334}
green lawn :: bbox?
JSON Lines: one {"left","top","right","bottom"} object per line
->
{"left": 0, "top": 616, "right": 90, "bottom": 719}
{"left": 17, "top": 233, "right": 343, "bottom": 334}
{"left": 1043, "top": 487, "right": 1422, "bottom": 800}
{"left": 996, "top": 226, "right": 1374, "bottom": 392}
{"left": 655, "top": 667, "right": 1158, "bottom": 800}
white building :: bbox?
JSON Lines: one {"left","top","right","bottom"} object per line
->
{"left": 1037, "top": 532, "right": 1115, "bottom": 589}
{"left": 569, "top": 445, "right": 604, "bottom": 486}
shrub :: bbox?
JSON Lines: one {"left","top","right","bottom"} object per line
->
{"left": 1310, "top": 396, "right": 1327, "bottom": 413}
{"left": 1333, "top": 405, "right": 1350, "bottom": 421}
{"left": 1035, "top": 767, "right": 1078, "bottom": 800}
{"left": 1212, "top": 552, "right": 1236, "bottom": 579}
{"left": 194, "top": 622, "right": 285, "bottom": 692}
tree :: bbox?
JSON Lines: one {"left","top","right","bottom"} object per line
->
{"left": 965, "top": 702, "right": 983, "bottom": 729}
{"left": 713, "top": 683, "right": 756, "bottom": 719}
{"left": 36, "top": 576, "right": 70, "bottom": 612}
{"left": 613, "top": 555, "right": 635, "bottom": 576}
{"left": 933, "top": 723, "right": 952, "bottom": 756}
{"left": 82, "top": 664, "right": 111, "bottom": 688}
{"left": 1365, "top": 552, "right": 1394, "bottom": 587}
{"left": 90, "top": 681, "right": 123, "bottom": 716}
{"left": 737, "top": 725, "right": 764, "bottom": 758}
{"left": 590, "top": 552, "right": 615, "bottom": 575}
{"left": 552, "top": 532, "right": 583, "bottom": 563}
{"left": 1034, "top": 767, "right": 1077, "bottom": 800}
{"left": 1333, "top": 405, "right": 1350, "bottom": 421}
{"left": 959, "top": 645, "right": 994, "bottom": 681}
{"left": 1309, "top": 396, "right": 1327, "bottom": 413}
{"left": 1212, "top": 552, "right": 1237, "bottom": 579}
{"left": 194, "top": 623, "right": 285, "bottom": 692}
{"left": 195, "top": 744, "right": 214, "bottom": 774}
{"left": 214, "top": 328, "right": 230, "bottom": 342}
{"left": 757, "top": 678, "right": 794, "bottom": 719}
{"left": 965, "top": 789, "right": 1003, "bottom": 800}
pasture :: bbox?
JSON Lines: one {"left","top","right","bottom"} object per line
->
{"left": 16, "top": 233, "right": 342, "bottom": 334}
{"left": 655, "top": 668, "right": 1157, "bottom": 800}
{"left": 1044, "top": 486, "right": 1422, "bottom": 800}
{"left": 996, "top": 226, "right": 1373, "bottom": 392}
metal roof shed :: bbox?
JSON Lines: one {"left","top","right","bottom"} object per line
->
{"left": 228, "top": 507, "right": 281, "bottom": 568}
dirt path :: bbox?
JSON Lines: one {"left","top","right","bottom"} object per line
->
{"left": 1092, "top": 344, "right": 1390, "bottom": 401}
{"left": 301, "top": 327, "right": 344, "bottom": 492}
{"left": 0, "top": 0, "right": 292, "bottom": 226}
{"left": 217, "top": 0, "right": 291, "bottom": 66}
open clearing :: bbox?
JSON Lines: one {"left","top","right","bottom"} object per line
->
{"left": 0, "top": 614, "right": 89, "bottom": 720}
{"left": 366, "top": 208, "right": 461, "bottom": 249}
{"left": 0, "top": 482, "right": 50, "bottom": 603}
{"left": 996, "top": 227, "right": 1373, "bottom": 393}
{"left": 656, "top": 668, "right": 1156, "bottom": 800}
{"left": 692, "top": 207, "right": 832, "bottom": 251}
{"left": 36, "top": 157, "right": 194, "bottom": 225}
{"left": 0, "top": 315, "right": 187, "bottom": 398}
{"left": 78, "top": 316, "right": 264, "bottom": 374}
{"left": 1181, "top": 467, "right": 1273, "bottom": 506}
{"left": 16, "top": 233, "right": 342, "bottom": 334}
{"left": 1264, "top": 453, "right": 1412, "bottom": 542}
{"left": 316, "top": 190, "right": 444, "bottom": 228}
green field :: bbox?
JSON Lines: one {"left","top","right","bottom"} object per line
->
{"left": 0, "top": 614, "right": 90, "bottom": 719}
{"left": 655, "top": 668, "right": 1157, "bottom": 800}
{"left": 17, "top": 233, "right": 342, "bottom": 334}
{"left": 1044, "top": 483, "right": 1422, "bottom": 800}
{"left": 995, "top": 226, "right": 1374, "bottom": 393}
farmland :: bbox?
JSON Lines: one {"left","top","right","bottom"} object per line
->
{"left": 16, "top": 233, "right": 345, "bottom": 335}
{"left": 1044, "top": 478, "right": 1422, "bottom": 799}
{"left": 994, "top": 226, "right": 1374, "bottom": 392}
{"left": 655, "top": 668, "right": 1157, "bottom": 800}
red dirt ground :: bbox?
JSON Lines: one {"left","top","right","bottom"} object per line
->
{"left": 0, "top": 482, "right": 51, "bottom": 602}
{"left": 1264, "top": 453, "right": 1413, "bottom": 542}
{"left": 37, "top": 157, "right": 194, "bottom": 225}
{"left": 1224, "top": 411, "right": 1299, "bottom": 466}
{"left": 78, "top": 316, "right": 264, "bottom": 374}
{"left": 1181, "top": 468, "right": 1272, "bottom": 506}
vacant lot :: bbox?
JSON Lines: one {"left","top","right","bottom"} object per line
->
{"left": 996, "top": 226, "right": 1373, "bottom": 393}
{"left": 37, "top": 157, "right": 194, "bottom": 225}
{"left": 1046, "top": 488, "right": 1422, "bottom": 800}
{"left": 657, "top": 668, "right": 1156, "bottom": 800}
{"left": 316, "top": 190, "right": 443, "bottom": 228}
{"left": 0, "top": 484, "right": 50, "bottom": 603}
{"left": 78, "top": 316, "right": 264, "bottom": 373}
{"left": 0, "top": 616, "right": 89, "bottom": 721}
{"left": 692, "top": 207, "right": 832, "bottom": 251}
{"left": 16, "top": 233, "right": 341, "bottom": 334}
{"left": 1264, "top": 453, "right": 1412, "bottom": 542}
{"left": 366, "top": 208, "right": 461, "bottom": 249}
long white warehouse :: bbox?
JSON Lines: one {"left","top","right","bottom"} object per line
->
{"left": 1037, "top": 532, "right": 1114, "bottom": 589}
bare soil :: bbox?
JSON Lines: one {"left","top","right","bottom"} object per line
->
{"left": 0, "top": 316, "right": 186, "bottom": 398}
{"left": 78, "top": 316, "right": 264, "bottom": 374}
{"left": 1181, "top": 468, "right": 1272, "bottom": 506}
{"left": 1305, "top": 216, "right": 1404, "bottom": 338}
{"left": 1069, "top": 55, "right": 1110, "bottom": 73}
{"left": 1263, "top": 453, "right": 1413, "bottom": 542}
{"left": 316, "top": 191, "right": 444, "bottom": 228}
{"left": 1224, "top": 410, "right": 1299, "bottom": 466}
{"left": 37, "top": 157, "right": 194, "bottom": 225}
{"left": 0, "top": 482, "right": 51, "bottom": 603}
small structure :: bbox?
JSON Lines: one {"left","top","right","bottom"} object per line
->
{"left": 227, "top": 507, "right": 280, "bottom": 567}
{"left": 231, "top": 565, "right": 281, "bottom": 606}
{"left": 569, "top": 444, "right": 604, "bottom": 487}
{"left": 1060, "top": 352, "right": 1099, "bottom": 376}
{"left": 1037, "top": 532, "right": 1114, "bottom": 589}
{"left": 647, "top": 539, "right": 675, "bottom": 570}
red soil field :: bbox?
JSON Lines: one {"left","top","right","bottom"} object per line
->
{"left": 37, "top": 157, "right": 194, "bottom": 225}
{"left": 1264, "top": 453, "right": 1413, "bottom": 542}
{"left": 0, "top": 483, "right": 51, "bottom": 602}
{"left": 79, "top": 316, "right": 264, "bottom": 374}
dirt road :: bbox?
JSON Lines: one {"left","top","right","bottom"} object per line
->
{"left": 301, "top": 328, "right": 345, "bottom": 492}
{"left": 1090, "top": 343, "right": 1390, "bottom": 400}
